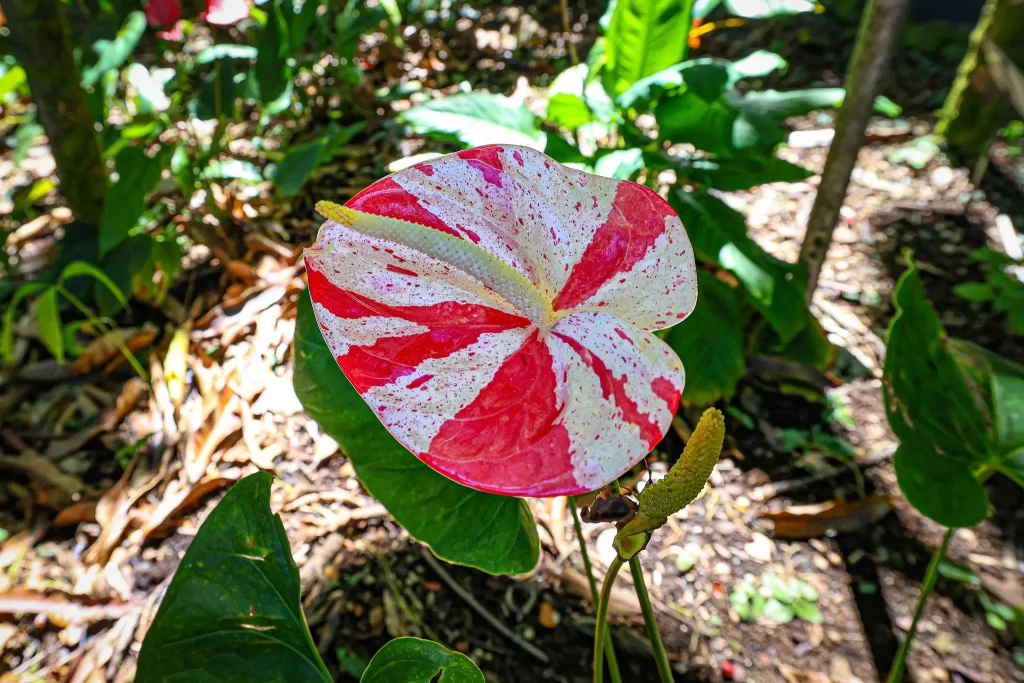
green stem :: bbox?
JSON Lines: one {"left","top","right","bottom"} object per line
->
{"left": 886, "top": 528, "right": 953, "bottom": 683}
{"left": 569, "top": 497, "right": 622, "bottom": 683}
{"left": 593, "top": 556, "right": 623, "bottom": 683}
{"left": 629, "top": 557, "right": 674, "bottom": 683}
{"left": 57, "top": 286, "right": 148, "bottom": 381}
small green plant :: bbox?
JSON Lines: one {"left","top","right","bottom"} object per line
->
{"left": 730, "top": 572, "right": 823, "bottom": 625}
{"left": 883, "top": 264, "right": 1024, "bottom": 682}
{"left": 954, "top": 247, "right": 1024, "bottom": 335}
{"left": 1, "top": 260, "right": 145, "bottom": 377}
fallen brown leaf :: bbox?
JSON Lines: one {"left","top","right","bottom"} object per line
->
{"left": 761, "top": 493, "right": 893, "bottom": 539}
{"left": 139, "top": 476, "right": 235, "bottom": 542}
{"left": 72, "top": 325, "right": 157, "bottom": 375}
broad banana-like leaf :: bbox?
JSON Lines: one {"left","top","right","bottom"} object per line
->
{"left": 306, "top": 145, "right": 697, "bottom": 497}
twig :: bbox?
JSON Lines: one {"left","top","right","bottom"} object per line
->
{"left": 419, "top": 548, "right": 549, "bottom": 663}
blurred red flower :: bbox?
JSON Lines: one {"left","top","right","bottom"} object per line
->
{"left": 144, "top": 0, "right": 181, "bottom": 28}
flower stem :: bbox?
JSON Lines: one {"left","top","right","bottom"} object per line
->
{"left": 569, "top": 497, "right": 622, "bottom": 683}
{"left": 886, "top": 528, "right": 953, "bottom": 683}
{"left": 593, "top": 556, "right": 623, "bottom": 683}
{"left": 629, "top": 556, "right": 673, "bottom": 683}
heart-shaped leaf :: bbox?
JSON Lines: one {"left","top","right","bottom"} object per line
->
{"left": 306, "top": 145, "right": 696, "bottom": 496}
{"left": 361, "top": 638, "right": 484, "bottom": 683}
{"left": 137, "top": 473, "right": 331, "bottom": 683}
{"left": 884, "top": 268, "right": 993, "bottom": 527}
{"left": 293, "top": 291, "right": 540, "bottom": 575}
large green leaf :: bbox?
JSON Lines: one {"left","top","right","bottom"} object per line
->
{"left": 884, "top": 268, "right": 994, "bottom": 527}
{"left": 545, "top": 64, "right": 615, "bottom": 130}
{"left": 136, "top": 473, "right": 332, "bottom": 683}
{"left": 670, "top": 190, "right": 806, "bottom": 342}
{"left": 270, "top": 123, "right": 365, "bottom": 196}
{"left": 603, "top": 0, "right": 695, "bottom": 95}
{"left": 593, "top": 148, "right": 645, "bottom": 180}
{"left": 736, "top": 89, "right": 901, "bottom": 120}
{"left": 81, "top": 12, "right": 147, "bottom": 87}
{"left": 98, "top": 146, "right": 172, "bottom": 257}
{"left": 664, "top": 271, "right": 746, "bottom": 405}
{"left": 292, "top": 291, "right": 540, "bottom": 575}
{"left": 361, "top": 638, "right": 484, "bottom": 683}
{"left": 652, "top": 150, "right": 812, "bottom": 191}
{"left": 727, "top": 50, "right": 788, "bottom": 86}
{"left": 399, "top": 92, "right": 545, "bottom": 149}
{"left": 617, "top": 59, "right": 730, "bottom": 111}
{"left": 657, "top": 89, "right": 783, "bottom": 157}
{"left": 256, "top": 2, "right": 293, "bottom": 106}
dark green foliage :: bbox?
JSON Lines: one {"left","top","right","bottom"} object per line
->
{"left": 361, "top": 638, "right": 485, "bottom": 683}
{"left": 136, "top": 472, "right": 331, "bottom": 683}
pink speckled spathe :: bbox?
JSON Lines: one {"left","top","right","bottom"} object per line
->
{"left": 306, "top": 145, "right": 697, "bottom": 497}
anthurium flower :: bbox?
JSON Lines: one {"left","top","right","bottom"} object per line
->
{"left": 145, "top": 0, "right": 182, "bottom": 28}
{"left": 203, "top": 0, "right": 249, "bottom": 26}
{"left": 306, "top": 145, "right": 697, "bottom": 497}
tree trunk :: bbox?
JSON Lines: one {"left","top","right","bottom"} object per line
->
{"left": 0, "top": 0, "right": 107, "bottom": 228}
{"left": 798, "top": 0, "right": 910, "bottom": 302}
{"left": 937, "top": 0, "right": 1024, "bottom": 156}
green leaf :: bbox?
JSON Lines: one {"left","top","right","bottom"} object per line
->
{"left": 360, "top": 638, "right": 484, "bottom": 683}
{"left": 593, "top": 148, "right": 645, "bottom": 180}
{"left": 270, "top": 139, "right": 326, "bottom": 196}
{"left": 893, "top": 443, "right": 989, "bottom": 528}
{"left": 196, "top": 44, "right": 259, "bottom": 64}
{"left": 725, "top": 0, "right": 814, "bottom": 17}
{"left": 617, "top": 59, "right": 730, "bottom": 111}
{"left": 792, "top": 599, "right": 823, "bottom": 624}
{"left": 0, "top": 66, "right": 27, "bottom": 101}
{"left": 664, "top": 271, "right": 746, "bottom": 405}
{"left": 884, "top": 268, "right": 993, "bottom": 527}
{"left": 137, "top": 473, "right": 332, "bottom": 683}
{"left": 2, "top": 283, "right": 51, "bottom": 364}
{"left": 81, "top": 12, "right": 147, "bottom": 87}
{"left": 657, "top": 90, "right": 783, "bottom": 157}
{"left": 738, "top": 88, "right": 901, "bottom": 120}
{"left": 954, "top": 282, "right": 995, "bottom": 302}
{"left": 762, "top": 573, "right": 797, "bottom": 603}
{"left": 292, "top": 292, "right": 539, "bottom": 575}
{"left": 269, "top": 123, "right": 364, "bottom": 196}
{"left": 34, "top": 288, "right": 64, "bottom": 363}
{"left": 761, "top": 598, "right": 795, "bottom": 624}
{"left": 546, "top": 64, "right": 615, "bottom": 130}
{"left": 398, "top": 92, "right": 545, "bottom": 149}
{"left": 657, "top": 151, "right": 812, "bottom": 191}
{"left": 670, "top": 190, "right": 806, "bottom": 342}
{"left": 950, "top": 340, "right": 1024, "bottom": 456}
{"left": 603, "top": 0, "right": 695, "bottom": 95}
{"left": 288, "top": 0, "right": 324, "bottom": 53}
{"left": 256, "top": 2, "right": 293, "bottom": 106}
{"left": 202, "top": 159, "right": 264, "bottom": 181}
{"left": 98, "top": 146, "right": 172, "bottom": 257}
{"left": 59, "top": 261, "right": 129, "bottom": 311}
{"left": 188, "top": 61, "right": 238, "bottom": 120}
{"left": 727, "top": 51, "right": 788, "bottom": 85}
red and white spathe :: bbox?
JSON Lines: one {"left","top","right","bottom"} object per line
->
{"left": 306, "top": 145, "right": 697, "bottom": 497}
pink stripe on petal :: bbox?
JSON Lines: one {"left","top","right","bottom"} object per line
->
{"left": 553, "top": 182, "right": 675, "bottom": 312}
{"left": 349, "top": 177, "right": 463, "bottom": 239}
{"left": 423, "top": 331, "right": 578, "bottom": 496}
